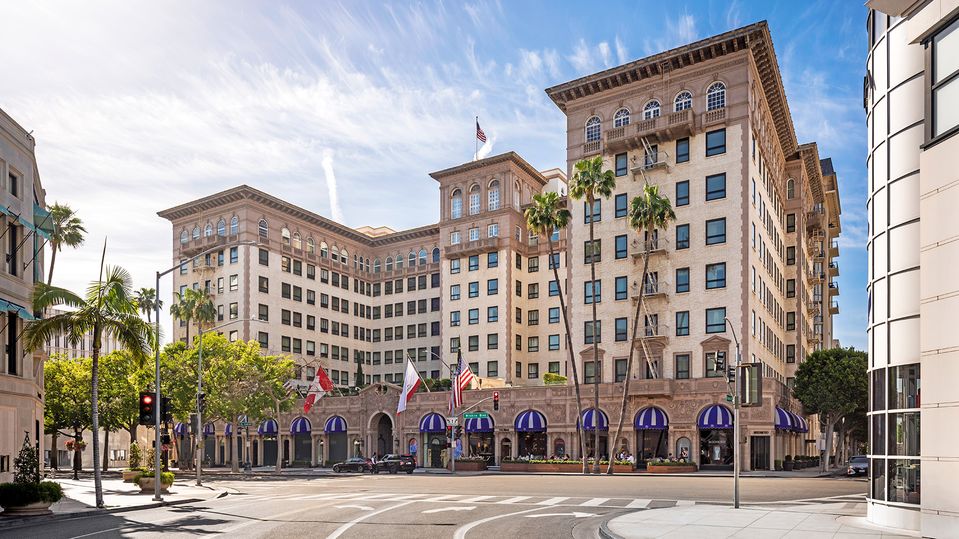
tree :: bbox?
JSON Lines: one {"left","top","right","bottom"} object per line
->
{"left": 241, "top": 351, "right": 296, "bottom": 472}
{"left": 792, "top": 347, "right": 868, "bottom": 472}
{"left": 98, "top": 350, "right": 152, "bottom": 470}
{"left": 525, "top": 190, "right": 588, "bottom": 473}
{"left": 134, "top": 287, "right": 161, "bottom": 324}
{"left": 355, "top": 361, "right": 366, "bottom": 388}
{"left": 43, "top": 355, "right": 92, "bottom": 479}
{"left": 568, "top": 155, "right": 616, "bottom": 473}
{"left": 46, "top": 203, "right": 86, "bottom": 286}
{"left": 24, "top": 264, "right": 152, "bottom": 508}
{"left": 607, "top": 184, "right": 675, "bottom": 474}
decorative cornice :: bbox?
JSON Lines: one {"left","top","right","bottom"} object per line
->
{"left": 797, "top": 143, "right": 824, "bottom": 204}
{"left": 429, "top": 151, "right": 547, "bottom": 185}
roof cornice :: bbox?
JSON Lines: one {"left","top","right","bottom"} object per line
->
{"left": 797, "top": 143, "right": 824, "bottom": 204}
{"left": 429, "top": 151, "right": 547, "bottom": 185}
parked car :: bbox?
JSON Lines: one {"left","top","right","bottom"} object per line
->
{"left": 373, "top": 454, "right": 416, "bottom": 474}
{"left": 847, "top": 455, "right": 869, "bottom": 476}
{"left": 333, "top": 457, "right": 373, "bottom": 473}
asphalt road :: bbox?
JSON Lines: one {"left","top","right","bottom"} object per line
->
{"left": 1, "top": 473, "right": 866, "bottom": 539}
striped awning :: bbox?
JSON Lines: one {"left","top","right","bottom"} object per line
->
{"left": 224, "top": 423, "right": 233, "bottom": 437}
{"left": 257, "top": 418, "right": 279, "bottom": 436}
{"left": 578, "top": 408, "right": 609, "bottom": 431}
{"left": 634, "top": 407, "right": 669, "bottom": 430}
{"left": 203, "top": 422, "right": 215, "bottom": 437}
{"left": 324, "top": 415, "right": 347, "bottom": 433}
{"left": 0, "top": 298, "right": 36, "bottom": 321}
{"left": 0, "top": 203, "right": 53, "bottom": 241}
{"left": 465, "top": 414, "right": 494, "bottom": 433}
{"left": 775, "top": 407, "right": 794, "bottom": 431}
{"left": 290, "top": 416, "right": 312, "bottom": 434}
{"left": 514, "top": 410, "right": 547, "bottom": 432}
{"left": 173, "top": 422, "right": 188, "bottom": 437}
{"left": 698, "top": 404, "right": 734, "bottom": 429}
{"left": 793, "top": 414, "right": 809, "bottom": 433}
{"left": 419, "top": 412, "right": 447, "bottom": 433}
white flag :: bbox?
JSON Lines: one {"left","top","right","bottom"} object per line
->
{"left": 397, "top": 359, "right": 422, "bottom": 414}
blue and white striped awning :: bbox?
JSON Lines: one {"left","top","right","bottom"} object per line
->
{"left": 634, "top": 407, "right": 669, "bottom": 430}
{"left": 290, "top": 416, "right": 312, "bottom": 435}
{"left": 419, "top": 412, "right": 447, "bottom": 433}
{"left": 578, "top": 408, "right": 609, "bottom": 431}
{"left": 775, "top": 407, "right": 794, "bottom": 431}
{"left": 173, "top": 422, "right": 188, "bottom": 437}
{"left": 793, "top": 414, "right": 809, "bottom": 433}
{"left": 698, "top": 404, "right": 734, "bottom": 430}
{"left": 514, "top": 410, "right": 547, "bottom": 432}
{"left": 324, "top": 415, "right": 347, "bottom": 433}
{"left": 224, "top": 423, "right": 233, "bottom": 437}
{"left": 203, "top": 422, "right": 215, "bottom": 437}
{"left": 464, "top": 414, "right": 494, "bottom": 433}
{"left": 257, "top": 418, "right": 279, "bottom": 436}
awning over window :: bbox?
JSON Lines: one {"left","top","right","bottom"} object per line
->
{"left": 324, "top": 415, "right": 347, "bottom": 433}
{"left": 290, "top": 416, "right": 311, "bottom": 434}
{"left": 203, "top": 422, "right": 216, "bottom": 437}
{"left": 419, "top": 412, "right": 447, "bottom": 433}
{"left": 0, "top": 298, "right": 36, "bottom": 321}
{"left": 775, "top": 407, "right": 794, "bottom": 431}
{"left": 224, "top": 423, "right": 233, "bottom": 437}
{"left": 257, "top": 418, "right": 279, "bottom": 436}
{"left": 698, "top": 404, "right": 733, "bottom": 429}
{"left": 465, "top": 415, "right": 494, "bottom": 433}
{"left": 514, "top": 410, "right": 547, "bottom": 432}
{"left": 577, "top": 408, "right": 609, "bottom": 431}
{"left": 0, "top": 203, "right": 52, "bottom": 241}
{"left": 634, "top": 407, "right": 669, "bottom": 430}
{"left": 173, "top": 422, "right": 189, "bottom": 437}
{"left": 792, "top": 414, "right": 809, "bottom": 433}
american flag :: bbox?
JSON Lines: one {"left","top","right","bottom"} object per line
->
{"left": 449, "top": 349, "right": 475, "bottom": 414}
{"left": 475, "top": 119, "right": 487, "bottom": 143}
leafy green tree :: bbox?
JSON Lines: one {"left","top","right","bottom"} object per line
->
{"left": 169, "top": 287, "right": 215, "bottom": 345}
{"left": 525, "top": 190, "right": 587, "bottom": 473}
{"left": 44, "top": 355, "right": 92, "bottom": 479}
{"left": 25, "top": 265, "right": 152, "bottom": 508}
{"left": 46, "top": 203, "right": 86, "bottom": 286}
{"left": 243, "top": 351, "right": 296, "bottom": 472}
{"left": 792, "top": 347, "right": 868, "bottom": 471}
{"left": 607, "top": 184, "right": 675, "bottom": 474}
{"left": 568, "top": 155, "right": 616, "bottom": 473}
{"left": 134, "top": 287, "right": 161, "bottom": 324}
{"left": 98, "top": 350, "right": 152, "bottom": 470}
{"left": 355, "top": 361, "right": 366, "bottom": 388}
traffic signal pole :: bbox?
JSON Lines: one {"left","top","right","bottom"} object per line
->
{"left": 725, "top": 318, "right": 742, "bottom": 509}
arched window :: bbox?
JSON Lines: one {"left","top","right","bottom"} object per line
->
{"left": 468, "top": 184, "right": 481, "bottom": 215}
{"left": 365, "top": 258, "right": 371, "bottom": 272}
{"left": 373, "top": 258, "right": 381, "bottom": 273}
{"left": 204, "top": 223, "right": 213, "bottom": 237}
{"left": 385, "top": 257, "right": 393, "bottom": 272}
{"left": 512, "top": 181, "right": 521, "bottom": 208}
{"left": 674, "top": 91, "right": 692, "bottom": 112}
{"left": 613, "top": 108, "right": 630, "bottom": 128}
{"left": 585, "top": 116, "right": 601, "bottom": 142}
{"left": 331, "top": 246, "right": 339, "bottom": 262}
{"left": 320, "top": 242, "right": 329, "bottom": 258}
{"left": 488, "top": 180, "right": 500, "bottom": 211}
{"left": 281, "top": 227, "right": 291, "bottom": 245}
{"left": 408, "top": 251, "right": 416, "bottom": 267}
{"left": 258, "top": 219, "right": 268, "bottom": 238}
{"left": 292, "top": 232, "right": 302, "bottom": 250}
{"left": 180, "top": 230, "right": 189, "bottom": 244}
{"left": 306, "top": 237, "right": 315, "bottom": 254}
{"left": 353, "top": 254, "right": 358, "bottom": 269}
{"left": 340, "top": 249, "right": 348, "bottom": 264}
{"left": 643, "top": 100, "right": 661, "bottom": 119}
{"left": 418, "top": 249, "right": 427, "bottom": 266}
{"left": 216, "top": 219, "right": 226, "bottom": 237}
{"left": 786, "top": 179, "right": 796, "bottom": 200}
{"left": 706, "top": 82, "right": 726, "bottom": 111}
{"left": 395, "top": 255, "right": 404, "bottom": 270}
{"left": 192, "top": 226, "right": 201, "bottom": 240}
{"left": 230, "top": 216, "right": 239, "bottom": 235}
{"left": 450, "top": 189, "right": 463, "bottom": 219}
{"left": 432, "top": 247, "right": 440, "bottom": 263}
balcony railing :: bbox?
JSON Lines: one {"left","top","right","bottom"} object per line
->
{"left": 830, "top": 239, "right": 840, "bottom": 257}
{"left": 828, "top": 261, "right": 839, "bottom": 276}
{"left": 635, "top": 324, "right": 670, "bottom": 339}
{"left": 632, "top": 281, "right": 669, "bottom": 299}
{"left": 444, "top": 237, "right": 501, "bottom": 258}
{"left": 631, "top": 237, "right": 669, "bottom": 256}
{"left": 582, "top": 140, "right": 601, "bottom": 155}
{"left": 702, "top": 107, "right": 726, "bottom": 127}
{"left": 828, "top": 281, "right": 840, "bottom": 296}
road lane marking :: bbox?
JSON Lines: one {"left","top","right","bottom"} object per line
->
{"left": 388, "top": 494, "right": 428, "bottom": 500}
{"left": 536, "top": 497, "right": 569, "bottom": 505}
{"left": 453, "top": 506, "right": 549, "bottom": 539}
{"left": 526, "top": 512, "right": 597, "bottom": 519}
{"left": 677, "top": 500, "right": 695, "bottom": 506}
{"left": 423, "top": 494, "right": 463, "bottom": 502}
{"left": 423, "top": 506, "right": 476, "bottom": 513}
{"left": 579, "top": 498, "right": 609, "bottom": 506}
{"left": 626, "top": 499, "right": 652, "bottom": 508}
{"left": 334, "top": 505, "right": 374, "bottom": 511}
{"left": 326, "top": 501, "right": 415, "bottom": 539}
{"left": 496, "top": 496, "right": 531, "bottom": 504}
{"left": 219, "top": 504, "right": 321, "bottom": 534}
{"left": 69, "top": 528, "right": 123, "bottom": 539}
{"left": 459, "top": 495, "right": 495, "bottom": 503}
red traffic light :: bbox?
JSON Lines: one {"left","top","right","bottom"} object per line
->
{"left": 493, "top": 391, "right": 499, "bottom": 399}
{"left": 142, "top": 395, "right": 153, "bottom": 405}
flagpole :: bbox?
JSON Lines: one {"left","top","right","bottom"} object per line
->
{"left": 475, "top": 116, "right": 478, "bottom": 161}
{"left": 407, "top": 355, "right": 431, "bottom": 392}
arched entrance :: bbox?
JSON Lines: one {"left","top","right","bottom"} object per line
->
{"left": 258, "top": 418, "right": 279, "bottom": 467}
{"left": 578, "top": 408, "right": 609, "bottom": 460}
{"left": 698, "top": 404, "right": 734, "bottom": 470}
{"left": 372, "top": 413, "right": 393, "bottom": 458}
{"left": 290, "top": 417, "right": 312, "bottom": 466}
{"left": 419, "top": 412, "right": 447, "bottom": 468}
{"left": 634, "top": 406, "right": 669, "bottom": 468}
{"left": 515, "top": 410, "right": 547, "bottom": 458}
{"left": 325, "top": 415, "right": 348, "bottom": 465}
{"left": 203, "top": 423, "right": 216, "bottom": 467}
{"left": 465, "top": 413, "right": 494, "bottom": 465}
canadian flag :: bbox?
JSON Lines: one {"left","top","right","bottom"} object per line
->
{"left": 396, "top": 359, "right": 421, "bottom": 414}
{"left": 303, "top": 367, "right": 334, "bottom": 414}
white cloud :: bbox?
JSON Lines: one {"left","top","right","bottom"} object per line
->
{"left": 321, "top": 150, "right": 344, "bottom": 223}
{"left": 614, "top": 36, "right": 629, "bottom": 65}
{"left": 598, "top": 42, "right": 612, "bottom": 68}
{"left": 568, "top": 39, "right": 594, "bottom": 73}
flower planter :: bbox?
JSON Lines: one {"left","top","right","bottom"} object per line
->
{"left": 0, "top": 501, "right": 53, "bottom": 517}
{"left": 136, "top": 477, "right": 172, "bottom": 494}
{"left": 122, "top": 470, "right": 141, "bottom": 483}
{"left": 501, "top": 462, "right": 633, "bottom": 473}
{"left": 449, "top": 461, "right": 487, "bottom": 472}
{"left": 645, "top": 464, "right": 698, "bottom": 474}
{"left": 783, "top": 461, "right": 794, "bottom": 471}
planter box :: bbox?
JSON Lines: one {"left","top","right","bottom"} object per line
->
{"left": 122, "top": 470, "right": 141, "bottom": 483}
{"left": 449, "top": 461, "right": 487, "bottom": 472}
{"left": 137, "top": 477, "right": 172, "bottom": 494}
{"left": 501, "top": 462, "right": 632, "bottom": 473}
{"left": 646, "top": 464, "right": 698, "bottom": 474}
{"left": 783, "top": 462, "right": 794, "bottom": 471}
{"left": 0, "top": 501, "right": 53, "bottom": 517}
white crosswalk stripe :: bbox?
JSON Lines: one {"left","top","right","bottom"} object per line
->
{"left": 536, "top": 497, "right": 569, "bottom": 505}
{"left": 458, "top": 495, "right": 496, "bottom": 503}
{"left": 422, "top": 494, "right": 463, "bottom": 502}
{"left": 497, "top": 496, "right": 532, "bottom": 504}
{"left": 626, "top": 499, "right": 652, "bottom": 508}
{"left": 579, "top": 498, "right": 609, "bottom": 506}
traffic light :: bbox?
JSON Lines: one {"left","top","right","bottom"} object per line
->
{"left": 446, "top": 425, "right": 453, "bottom": 447}
{"left": 139, "top": 392, "right": 156, "bottom": 425}
{"left": 197, "top": 392, "right": 206, "bottom": 414}
{"left": 161, "top": 397, "right": 172, "bottom": 423}
{"left": 715, "top": 353, "right": 726, "bottom": 372}
{"left": 454, "top": 426, "right": 462, "bottom": 438}
{"left": 493, "top": 391, "right": 499, "bottom": 411}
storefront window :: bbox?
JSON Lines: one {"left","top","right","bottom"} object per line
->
{"left": 888, "top": 364, "right": 920, "bottom": 409}
{"left": 553, "top": 438, "right": 566, "bottom": 458}
{"left": 676, "top": 437, "right": 692, "bottom": 462}
{"left": 887, "top": 459, "right": 920, "bottom": 504}
{"left": 699, "top": 430, "right": 733, "bottom": 466}
{"left": 871, "top": 369, "right": 886, "bottom": 411}
{"left": 518, "top": 433, "right": 546, "bottom": 459}
{"left": 888, "top": 412, "right": 920, "bottom": 456}
{"left": 871, "top": 458, "right": 886, "bottom": 500}
{"left": 871, "top": 414, "right": 886, "bottom": 455}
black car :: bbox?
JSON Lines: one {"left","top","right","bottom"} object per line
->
{"left": 333, "top": 457, "right": 373, "bottom": 473}
{"left": 847, "top": 455, "right": 869, "bottom": 476}
{"left": 373, "top": 454, "right": 416, "bottom": 474}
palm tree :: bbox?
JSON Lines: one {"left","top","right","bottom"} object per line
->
{"left": 46, "top": 203, "right": 87, "bottom": 285}
{"left": 24, "top": 265, "right": 152, "bottom": 508}
{"left": 134, "top": 287, "right": 161, "bottom": 324}
{"left": 606, "top": 184, "right": 675, "bottom": 474}
{"left": 525, "top": 191, "right": 590, "bottom": 474}
{"left": 169, "top": 287, "right": 214, "bottom": 345}
{"left": 568, "top": 155, "right": 616, "bottom": 474}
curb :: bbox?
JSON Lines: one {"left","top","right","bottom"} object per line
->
{"left": 598, "top": 519, "right": 625, "bottom": 539}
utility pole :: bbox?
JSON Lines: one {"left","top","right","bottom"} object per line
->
{"left": 725, "top": 317, "right": 742, "bottom": 509}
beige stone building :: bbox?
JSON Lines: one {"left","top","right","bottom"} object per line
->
{"left": 0, "top": 107, "right": 51, "bottom": 482}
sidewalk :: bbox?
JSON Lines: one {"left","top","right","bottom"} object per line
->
{"left": 601, "top": 501, "right": 918, "bottom": 539}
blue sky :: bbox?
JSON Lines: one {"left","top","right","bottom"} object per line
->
{"left": 0, "top": 0, "right": 868, "bottom": 348}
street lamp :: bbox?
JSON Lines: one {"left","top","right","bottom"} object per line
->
{"left": 724, "top": 317, "right": 742, "bottom": 509}
{"left": 152, "top": 240, "right": 257, "bottom": 501}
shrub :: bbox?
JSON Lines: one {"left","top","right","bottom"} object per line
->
{"left": 784, "top": 455, "right": 792, "bottom": 462}
{"left": 134, "top": 471, "right": 175, "bottom": 486}
{"left": 543, "top": 373, "right": 568, "bottom": 385}
{"left": 0, "top": 481, "right": 64, "bottom": 507}
{"left": 128, "top": 442, "right": 142, "bottom": 470}
{"left": 646, "top": 460, "right": 695, "bottom": 466}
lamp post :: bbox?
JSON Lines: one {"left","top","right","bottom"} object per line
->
{"left": 152, "top": 240, "right": 257, "bottom": 501}
{"left": 724, "top": 317, "right": 742, "bottom": 509}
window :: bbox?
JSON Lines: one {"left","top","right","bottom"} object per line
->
{"left": 674, "top": 90, "right": 692, "bottom": 111}
{"left": 706, "top": 263, "right": 726, "bottom": 289}
{"left": 487, "top": 334, "right": 499, "bottom": 350}
{"left": 486, "top": 361, "right": 498, "bottom": 377}
{"left": 546, "top": 334, "right": 559, "bottom": 351}
{"left": 585, "top": 116, "right": 601, "bottom": 142}
{"left": 487, "top": 251, "right": 498, "bottom": 267}
{"left": 488, "top": 180, "right": 500, "bottom": 210}
{"left": 468, "top": 255, "right": 479, "bottom": 271}
{"left": 584, "top": 320, "right": 601, "bottom": 344}
{"left": 229, "top": 302, "right": 238, "bottom": 320}
{"left": 584, "top": 200, "right": 601, "bottom": 223}
{"left": 469, "top": 184, "right": 481, "bottom": 215}
{"left": 613, "top": 193, "right": 628, "bottom": 218}
{"left": 676, "top": 311, "right": 690, "bottom": 336}
{"left": 487, "top": 306, "right": 498, "bottom": 322}
{"left": 584, "top": 239, "right": 601, "bottom": 263}
{"left": 528, "top": 336, "right": 539, "bottom": 352}
{"left": 615, "top": 235, "right": 627, "bottom": 258}
{"left": 258, "top": 304, "right": 269, "bottom": 322}
{"left": 643, "top": 99, "right": 661, "bottom": 119}
{"left": 528, "top": 256, "right": 539, "bottom": 272}
{"left": 487, "top": 279, "right": 498, "bottom": 295}
{"left": 615, "top": 317, "right": 628, "bottom": 341}
{"left": 258, "top": 276, "right": 268, "bottom": 293}
{"left": 613, "top": 107, "right": 630, "bottom": 127}
{"left": 786, "top": 246, "right": 796, "bottom": 265}
{"left": 549, "top": 307, "right": 560, "bottom": 323}
{"left": 786, "top": 213, "right": 796, "bottom": 233}
{"left": 676, "top": 224, "right": 690, "bottom": 249}
{"left": 469, "top": 282, "right": 479, "bottom": 298}
{"left": 584, "top": 361, "right": 601, "bottom": 384}
{"left": 584, "top": 280, "right": 602, "bottom": 304}
{"left": 705, "top": 308, "right": 726, "bottom": 333}
{"left": 931, "top": 17, "right": 959, "bottom": 138}
{"left": 451, "top": 259, "right": 461, "bottom": 274}
{"left": 675, "top": 354, "right": 690, "bottom": 379}
{"left": 450, "top": 231, "right": 461, "bottom": 245}
{"left": 469, "top": 228, "right": 479, "bottom": 241}
{"left": 528, "top": 310, "right": 539, "bottom": 325}
{"left": 706, "top": 218, "right": 726, "bottom": 245}
{"left": 229, "top": 247, "right": 238, "bottom": 264}
{"left": 468, "top": 309, "right": 478, "bottom": 325}
{"left": 615, "top": 276, "right": 628, "bottom": 300}
{"left": 676, "top": 138, "right": 689, "bottom": 163}
{"left": 549, "top": 280, "right": 559, "bottom": 296}
{"left": 705, "top": 173, "right": 726, "bottom": 201}
{"left": 787, "top": 312, "right": 796, "bottom": 331}
{"left": 786, "top": 279, "right": 796, "bottom": 298}
{"left": 705, "top": 128, "right": 726, "bottom": 156}
{"left": 786, "top": 345, "right": 796, "bottom": 363}
{"left": 451, "top": 189, "right": 463, "bottom": 219}
{"left": 258, "top": 248, "right": 269, "bottom": 266}
{"left": 528, "top": 283, "right": 539, "bottom": 299}
{"left": 615, "top": 153, "right": 628, "bottom": 176}
{"left": 706, "top": 82, "right": 726, "bottom": 111}
{"left": 705, "top": 351, "right": 726, "bottom": 377}
{"left": 450, "top": 284, "right": 460, "bottom": 300}
{"left": 786, "top": 179, "right": 795, "bottom": 200}
{"left": 257, "top": 332, "right": 269, "bottom": 348}
{"left": 229, "top": 274, "right": 238, "bottom": 291}
{"left": 549, "top": 252, "right": 559, "bottom": 269}
{"left": 527, "top": 363, "right": 539, "bottom": 379}
{"left": 676, "top": 181, "right": 689, "bottom": 206}
{"left": 675, "top": 268, "right": 690, "bottom": 293}
{"left": 488, "top": 223, "right": 499, "bottom": 238}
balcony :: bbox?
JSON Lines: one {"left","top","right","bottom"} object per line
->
{"left": 807, "top": 206, "right": 825, "bottom": 231}
{"left": 627, "top": 378, "right": 674, "bottom": 397}
{"left": 629, "top": 151, "right": 670, "bottom": 174}
{"left": 701, "top": 107, "right": 726, "bottom": 128}
{"left": 634, "top": 324, "right": 669, "bottom": 343}
{"left": 631, "top": 237, "right": 669, "bottom": 257}
{"left": 605, "top": 109, "right": 696, "bottom": 153}
{"left": 828, "top": 281, "right": 840, "bottom": 296}
{"left": 807, "top": 267, "right": 824, "bottom": 282}
{"left": 830, "top": 239, "right": 840, "bottom": 258}
{"left": 806, "top": 299, "right": 821, "bottom": 314}
{"left": 444, "top": 237, "right": 502, "bottom": 259}
{"left": 828, "top": 261, "right": 839, "bottom": 277}
{"left": 830, "top": 300, "right": 840, "bottom": 315}
{"left": 582, "top": 140, "right": 602, "bottom": 156}
{"left": 632, "top": 281, "right": 668, "bottom": 300}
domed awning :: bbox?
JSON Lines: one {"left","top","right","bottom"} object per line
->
{"left": 290, "top": 416, "right": 312, "bottom": 435}
{"left": 173, "top": 422, "right": 189, "bottom": 437}
{"left": 224, "top": 423, "right": 233, "bottom": 437}
{"left": 775, "top": 407, "right": 794, "bottom": 431}
{"left": 465, "top": 414, "right": 494, "bottom": 433}
{"left": 634, "top": 407, "right": 669, "bottom": 430}
{"left": 324, "top": 415, "right": 347, "bottom": 433}
{"left": 419, "top": 412, "right": 447, "bottom": 433}
{"left": 203, "top": 422, "right": 216, "bottom": 437}
{"left": 257, "top": 418, "right": 279, "bottom": 436}
{"left": 577, "top": 408, "right": 609, "bottom": 431}
{"left": 698, "top": 404, "right": 733, "bottom": 429}
{"left": 514, "top": 410, "right": 547, "bottom": 433}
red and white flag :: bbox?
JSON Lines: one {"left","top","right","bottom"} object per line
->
{"left": 303, "top": 367, "right": 334, "bottom": 414}
{"left": 475, "top": 119, "right": 487, "bottom": 143}
{"left": 397, "top": 359, "right": 421, "bottom": 414}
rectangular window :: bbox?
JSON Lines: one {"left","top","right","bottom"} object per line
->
{"left": 706, "top": 263, "right": 726, "bottom": 289}
{"left": 615, "top": 193, "right": 627, "bottom": 218}
{"left": 528, "top": 283, "right": 539, "bottom": 299}
{"left": 787, "top": 312, "right": 796, "bottom": 331}
{"left": 229, "top": 302, "right": 238, "bottom": 320}
{"left": 258, "top": 276, "right": 269, "bottom": 293}
{"left": 528, "top": 336, "right": 539, "bottom": 352}
{"left": 549, "top": 252, "right": 560, "bottom": 270}
{"left": 469, "top": 282, "right": 479, "bottom": 298}
{"left": 615, "top": 234, "right": 627, "bottom": 259}
{"left": 584, "top": 200, "right": 601, "bottom": 223}
{"left": 676, "top": 137, "right": 690, "bottom": 163}
{"left": 230, "top": 247, "right": 238, "bottom": 264}
{"left": 676, "top": 311, "right": 690, "bottom": 336}
{"left": 487, "top": 306, "right": 498, "bottom": 322}
{"left": 786, "top": 344, "right": 796, "bottom": 363}
{"left": 487, "top": 333, "right": 498, "bottom": 350}
{"left": 705, "top": 307, "right": 726, "bottom": 334}
{"left": 487, "top": 361, "right": 498, "bottom": 377}
{"left": 549, "top": 280, "right": 559, "bottom": 296}
{"left": 528, "top": 310, "right": 539, "bottom": 325}
{"left": 528, "top": 256, "right": 539, "bottom": 272}
{"left": 584, "top": 361, "right": 601, "bottom": 384}
{"left": 786, "top": 246, "right": 796, "bottom": 265}
{"left": 676, "top": 224, "right": 690, "bottom": 249}
{"left": 549, "top": 361, "right": 560, "bottom": 375}
{"left": 615, "top": 276, "right": 628, "bottom": 300}
{"left": 258, "top": 248, "right": 269, "bottom": 266}
{"left": 706, "top": 218, "right": 726, "bottom": 245}
{"left": 469, "top": 228, "right": 479, "bottom": 241}
{"left": 468, "top": 308, "right": 479, "bottom": 325}
{"left": 528, "top": 363, "right": 539, "bottom": 379}
{"left": 584, "top": 320, "right": 601, "bottom": 344}
{"left": 515, "top": 280, "right": 522, "bottom": 297}
{"left": 548, "top": 334, "right": 560, "bottom": 351}
{"left": 258, "top": 304, "right": 269, "bottom": 322}
{"left": 468, "top": 336, "right": 479, "bottom": 352}
{"left": 615, "top": 152, "right": 628, "bottom": 176}
{"left": 931, "top": 17, "right": 959, "bottom": 138}
{"left": 450, "top": 311, "right": 460, "bottom": 326}
{"left": 615, "top": 317, "right": 628, "bottom": 341}
{"left": 786, "top": 213, "right": 796, "bottom": 233}
{"left": 468, "top": 255, "right": 479, "bottom": 271}
{"left": 487, "top": 278, "right": 498, "bottom": 295}
{"left": 450, "top": 284, "right": 460, "bottom": 300}
{"left": 584, "top": 280, "right": 601, "bottom": 304}
{"left": 676, "top": 181, "right": 689, "bottom": 206}
{"left": 675, "top": 267, "right": 690, "bottom": 293}
{"left": 786, "top": 279, "right": 796, "bottom": 298}
{"left": 229, "top": 274, "right": 238, "bottom": 291}
{"left": 549, "top": 307, "right": 560, "bottom": 323}
{"left": 487, "top": 251, "right": 498, "bottom": 268}
{"left": 488, "top": 223, "right": 499, "bottom": 238}
{"left": 675, "top": 354, "right": 690, "bottom": 379}
{"left": 584, "top": 239, "right": 601, "bottom": 264}
{"left": 705, "top": 173, "right": 726, "bottom": 201}
{"left": 705, "top": 128, "right": 726, "bottom": 156}
{"left": 705, "top": 351, "right": 726, "bottom": 378}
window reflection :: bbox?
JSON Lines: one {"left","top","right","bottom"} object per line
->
{"left": 887, "top": 459, "right": 920, "bottom": 504}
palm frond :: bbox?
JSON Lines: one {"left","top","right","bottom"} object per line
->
{"left": 32, "top": 283, "right": 84, "bottom": 311}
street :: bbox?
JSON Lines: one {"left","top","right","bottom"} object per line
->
{"left": 1, "top": 474, "right": 866, "bottom": 538}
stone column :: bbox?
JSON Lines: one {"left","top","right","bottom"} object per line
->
{"left": 311, "top": 435, "right": 317, "bottom": 467}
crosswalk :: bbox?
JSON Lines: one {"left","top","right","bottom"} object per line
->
{"left": 223, "top": 491, "right": 685, "bottom": 509}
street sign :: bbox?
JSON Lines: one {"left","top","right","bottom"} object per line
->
{"left": 463, "top": 412, "right": 489, "bottom": 419}
{"left": 238, "top": 414, "right": 250, "bottom": 427}
{"left": 725, "top": 395, "right": 733, "bottom": 402}
{"left": 446, "top": 417, "right": 459, "bottom": 426}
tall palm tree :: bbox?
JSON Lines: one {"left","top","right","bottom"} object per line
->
{"left": 607, "top": 184, "right": 675, "bottom": 474}
{"left": 135, "top": 287, "right": 161, "bottom": 324}
{"left": 169, "top": 287, "right": 209, "bottom": 345}
{"left": 24, "top": 265, "right": 152, "bottom": 508}
{"left": 525, "top": 191, "right": 590, "bottom": 474}
{"left": 568, "top": 155, "right": 616, "bottom": 474}
{"left": 46, "top": 203, "right": 87, "bottom": 285}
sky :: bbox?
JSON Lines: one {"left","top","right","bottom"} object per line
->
{"left": 0, "top": 0, "right": 869, "bottom": 349}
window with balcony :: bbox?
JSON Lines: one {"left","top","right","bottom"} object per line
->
{"left": 488, "top": 223, "right": 499, "bottom": 238}
{"left": 450, "top": 231, "right": 461, "bottom": 245}
{"left": 674, "top": 90, "right": 692, "bottom": 112}
{"left": 706, "top": 82, "right": 726, "bottom": 111}
{"left": 585, "top": 116, "right": 601, "bottom": 142}
{"left": 613, "top": 108, "right": 630, "bottom": 127}
{"left": 469, "top": 228, "right": 479, "bottom": 241}
{"left": 643, "top": 100, "right": 661, "bottom": 119}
